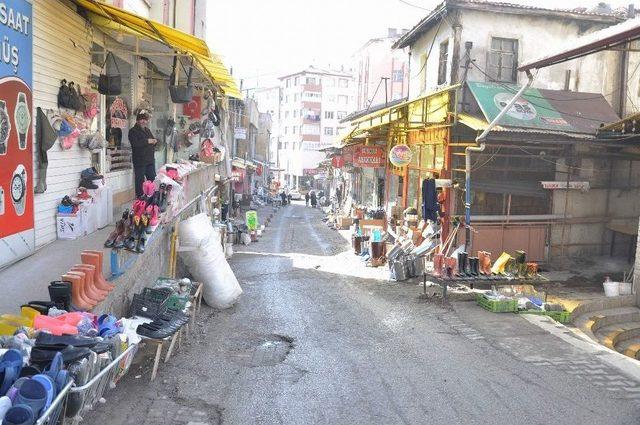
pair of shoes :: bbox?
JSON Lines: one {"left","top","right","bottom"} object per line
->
{"left": 135, "top": 310, "right": 188, "bottom": 339}
{"left": 105, "top": 210, "right": 130, "bottom": 248}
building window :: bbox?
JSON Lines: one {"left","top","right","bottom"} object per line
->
{"left": 293, "top": 126, "right": 297, "bottom": 134}
{"left": 327, "top": 78, "right": 336, "bottom": 87}
{"left": 488, "top": 37, "right": 518, "bottom": 83}
{"left": 294, "top": 76, "right": 299, "bottom": 85}
{"left": 285, "top": 95, "right": 289, "bottom": 103}
{"left": 327, "top": 95, "right": 336, "bottom": 102}
{"left": 338, "top": 78, "right": 348, "bottom": 88}
{"left": 392, "top": 69, "right": 404, "bottom": 82}
{"left": 303, "top": 92, "right": 321, "bottom": 100}
{"left": 284, "top": 142, "right": 288, "bottom": 149}
{"left": 294, "top": 93, "right": 299, "bottom": 101}
{"left": 302, "top": 124, "right": 321, "bottom": 135}
{"left": 306, "top": 77, "right": 317, "bottom": 84}
{"left": 284, "top": 127, "right": 288, "bottom": 134}
{"left": 278, "top": 141, "right": 282, "bottom": 149}
{"left": 438, "top": 40, "right": 448, "bottom": 85}
{"left": 293, "top": 110, "right": 298, "bottom": 118}
{"left": 324, "top": 111, "right": 334, "bottom": 119}
{"left": 286, "top": 78, "right": 291, "bottom": 88}
{"left": 285, "top": 111, "right": 289, "bottom": 118}
{"left": 324, "top": 127, "right": 334, "bottom": 135}
{"left": 338, "top": 95, "right": 349, "bottom": 104}
{"left": 337, "top": 111, "right": 347, "bottom": 119}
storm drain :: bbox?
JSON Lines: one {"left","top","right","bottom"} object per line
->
{"left": 248, "top": 334, "right": 294, "bottom": 367}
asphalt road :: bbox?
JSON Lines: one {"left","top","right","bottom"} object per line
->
{"left": 86, "top": 203, "right": 640, "bottom": 425}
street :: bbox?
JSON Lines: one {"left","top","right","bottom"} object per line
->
{"left": 85, "top": 204, "right": 640, "bottom": 425}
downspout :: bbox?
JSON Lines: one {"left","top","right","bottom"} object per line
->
{"left": 464, "top": 70, "right": 534, "bottom": 248}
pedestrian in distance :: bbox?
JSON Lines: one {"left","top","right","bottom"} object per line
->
{"left": 310, "top": 190, "right": 317, "bottom": 208}
{"left": 305, "top": 192, "right": 310, "bottom": 207}
{"left": 280, "top": 190, "right": 287, "bottom": 206}
{"left": 128, "top": 111, "right": 158, "bottom": 198}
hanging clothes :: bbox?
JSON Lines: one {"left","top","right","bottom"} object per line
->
{"left": 34, "top": 107, "right": 58, "bottom": 193}
{"left": 421, "top": 178, "right": 439, "bottom": 222}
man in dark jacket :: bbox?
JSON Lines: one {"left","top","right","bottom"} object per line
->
{"left": 128, "top": 112, "right": 157, "bottom": 197}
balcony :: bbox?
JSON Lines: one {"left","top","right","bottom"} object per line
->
{"left": 303, "top": 83, "right": 322, "bottom": 92}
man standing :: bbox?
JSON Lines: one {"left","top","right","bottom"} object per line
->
{"left": 128, "top": 112, "right": 157, "bottom": 197}
{"left": 305, "top": 192, "right": 310, "bottom": 207}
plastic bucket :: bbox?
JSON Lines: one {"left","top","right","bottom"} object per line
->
{"left": 603, "top": 281, "right": 620, "bottom": 297}
{"left": 619, "top": 281, "right": 632, "bottom": 295}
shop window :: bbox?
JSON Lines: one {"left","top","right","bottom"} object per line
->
{"left": 438, "top": 40, "right": 448, "bottom": 85}
{"left": 488, "top": 37, "right": 518, "bottom": 83}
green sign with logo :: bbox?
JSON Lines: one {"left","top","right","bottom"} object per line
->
{"left": 467, "top": 81, "right": 574, "bottom": 132}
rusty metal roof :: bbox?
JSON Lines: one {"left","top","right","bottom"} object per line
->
{"left": 393, "top": 0, "right": 624, "bottom": 49}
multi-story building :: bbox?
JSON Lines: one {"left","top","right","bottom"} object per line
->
{"left": 353, "top": 28, "right": 410, "bottom": 110}
{"left": 248, "top": 86, "right": 281, "bottom": 172}
{"left": 278, "top": 66, "right": 355, "bottom": 188}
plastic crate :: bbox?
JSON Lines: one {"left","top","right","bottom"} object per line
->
{"left": 517, "top": 309, "right": 571, "bottom": 324}
{"left": 475, "top": 294, "right": 518, "bottom": 313}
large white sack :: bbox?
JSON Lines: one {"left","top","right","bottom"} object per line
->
{"left": 178, "top": 214, "right": 242, "bottom": 309}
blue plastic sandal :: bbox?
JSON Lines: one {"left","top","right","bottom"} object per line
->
{"left": 0, "top": 349, "right": 24, "bottom": 396}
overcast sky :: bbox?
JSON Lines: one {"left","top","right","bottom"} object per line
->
{"left": 207, "top": 0, "right": 635, "bottom": 89}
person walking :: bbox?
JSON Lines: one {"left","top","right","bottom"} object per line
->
{"left": 305, "top": 192, "right": 310, "bottom": 207}
{"left": 310, "top": 190, "right": 317, "bottom": 208}
{"left": 128, "top": 111, "right": 157, "bottom": 198}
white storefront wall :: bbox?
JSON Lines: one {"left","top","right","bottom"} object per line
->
{"left": 32, "top": 1, "right": 135, "bottom": 249}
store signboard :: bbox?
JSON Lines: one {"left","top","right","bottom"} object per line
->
{"left": 541, "top": 181, "right": 590, "bottom": 191}
{"left": 109, "top": 97, "right": 128, "bottom": 129}
{"left": 304, "top": 168, "right": 319, "bottom": 176}
{"left": 234, "top": 127, "right": 246, "bottom": 140}
{"left": 0, "top": 0, "right": 35, "bottom": 268}
{"left": 354, "top": 146, "right": 385, "bottom": 168}
{"left": 331, "top": 155, "right": 344, "bottom": 168}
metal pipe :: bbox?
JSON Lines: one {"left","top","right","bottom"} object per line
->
{"left": 464, "top": 70, "right": 534, "bottom": 249}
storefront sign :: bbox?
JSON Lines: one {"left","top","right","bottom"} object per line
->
{"left": 231, "top": 168, "right": 243, "bottom": 182}
{"left": 256, "top": 164, "right": 263, "bottom": 176}
{"left": 0, "top": 0, "right": 34, "bottom": 268}
{"left": 109, "top": 97, "right": 128, "bottom": 129}
{"left": 304, "top": 168, "right": 320, "bottom": 176}
{"left": 354, "top": 146, "right": 385, "bottom": 168}
{"left": 234, "top": 127, "right": 246, "bottom": 140}
{"left": 389, "top": 144, "right": 412, "bottom": 167}
{"left": 541, "top": 181, "right": 590, "bottom": 191}
{"left": 331, "top": 156, "right": 344, "bottom": 168}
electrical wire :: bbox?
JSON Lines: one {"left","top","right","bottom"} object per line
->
{"left": 398, "top": 0, "right": 431, "bottom": 10}
{"left": 410, "top": 13, "right": 445, "bottom": 79}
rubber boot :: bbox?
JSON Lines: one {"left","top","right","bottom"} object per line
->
{"left": 66, "top": 271, "right": 102, "bottom": 304}
{"left": 81, "top": 251, "right": 114, "bottom": 291}
{"left": 61, "top": 274, "right": 95, "bottom": 311}
{"left": 432, "top": 253, "right": 444, "bottom": 278}
{"left": 468, "top": 257, "right": 479, "bottom": 277}
{"left": 515, "top": 250, "right": 527, "bottom": 277}
{"left": 457, "top": 252, "right": 467, "bottom": 276}
{"left": 48, "top": 281, "right": 72, "bottom": 311}
{"left": 445, "top": 256, "right": 457, "bottom": 279}
{"left": 71, "top": 265, "right": 109, "bottom": 299}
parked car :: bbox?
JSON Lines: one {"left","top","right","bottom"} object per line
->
{"left": 289, "top": 189, "right": 302, "bottom": 200}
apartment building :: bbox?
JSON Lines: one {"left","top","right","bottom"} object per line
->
{"left": 353, "top": 28, "right": 410, "bottom": 110}
{"left": 249, "top": 86, "right": 281, "bottom": 171}
{"left": 278, "top": 66, "right": 355, "bottom": 188}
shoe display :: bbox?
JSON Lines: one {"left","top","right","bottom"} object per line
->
{"left": 47, "top": 281, "right": 72, "bottom": 311}
{"left": 61, "top": 273, "right": 96, "bottom": 311}
{"left": 81, "top": 251, "right": 114, "bottom": 291}
{"left": 468, "top": 257, "right": 479, "bottom": 277}
{"left": 70, "top": 265, "right": 109, "bottom": 300}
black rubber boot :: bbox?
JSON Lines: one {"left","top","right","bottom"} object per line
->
{"left": 468, "top": 257, "right": 479, "bottom": 277}
{"left": 457, "top": 252, "right": 468, "bottom": 276}
{"left": 48, "top": 281, "right": 72, "bottom": 311}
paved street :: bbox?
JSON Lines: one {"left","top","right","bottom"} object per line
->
{"left": 86, "top": 204, "right": 640, "bottom": 425}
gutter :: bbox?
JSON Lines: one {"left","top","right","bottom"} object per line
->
{"left": 463, "top": 70, "right": 535, "bottom": 248}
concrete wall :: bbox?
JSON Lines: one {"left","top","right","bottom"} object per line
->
{"left": 407, "top": 8, "right": 616, "bottom": 101}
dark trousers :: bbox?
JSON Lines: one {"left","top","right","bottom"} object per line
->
{"left": 134, "top": 163, "right": 156, "bottom": 197}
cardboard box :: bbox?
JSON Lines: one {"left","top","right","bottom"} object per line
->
{"left": 337, "top": 216, "right": 353, "bottom": 229}
{"left": 56, "top": 213, "right": 85, "bottom": 240}
{"left": 359, "top": 219, "right": 386, "bottom": 229}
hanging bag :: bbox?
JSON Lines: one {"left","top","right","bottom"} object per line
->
{"left": 169, "top": 57, "right": 194, "bottom": 103}
{"left": 98, "top": 52, "right": 122, "bottom": 95}
{"left": 57, "top": 80, "right": 73, "bottom": 109}
{"left": 67, "top": 82, "right": 81, "bottom": 111}
{"left": 75, "top": 83, "right": 87, "bottom": 112}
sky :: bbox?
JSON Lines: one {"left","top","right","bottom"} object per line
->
{"left": 207, "top": 0, "right": 636, "bottom": 90}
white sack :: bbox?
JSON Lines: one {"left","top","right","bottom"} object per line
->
{"left": 179, "top": 213, "right": 242, "bottom": 309}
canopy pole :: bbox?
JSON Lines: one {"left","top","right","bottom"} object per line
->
{"left": 464, "top": 70, "right": 534, "bottom": 250}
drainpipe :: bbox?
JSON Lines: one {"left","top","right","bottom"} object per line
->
{"left": 464, "top": 70, "right": 534, "bottom": 249}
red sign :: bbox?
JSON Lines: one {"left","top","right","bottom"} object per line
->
{"left": 331, "top": 156, "right": 344, "bottom": 168}
{"left": 109, "top": 97, "right": 128, "bottom": 129}
{"left": 354, "top": 146, "right": 385, "bottom": 168}
{"left": 183, "top": 96, "right": 202, "bottom": 120}
{"left": 304, "top": 168, "right": 319, "bottom": 176}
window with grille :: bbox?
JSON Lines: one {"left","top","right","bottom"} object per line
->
{"left": 487, "top": 37, "right": 518, "bottom": 83}
{"left": 438, "top": 40, "right": 448, "bottom": 85}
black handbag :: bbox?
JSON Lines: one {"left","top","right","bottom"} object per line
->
{"left": 169, "top": 57, "right": 194, "bottom": 103}
{"left": 57, "top": 79, "right": 73, "bottom": 109}
{"left": 98, "top": 52, "right": 122, "bottom": 95}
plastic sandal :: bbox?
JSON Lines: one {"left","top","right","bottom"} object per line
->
{"left": 33, "top": 315, "right": 78, "bottom": 336}
{"left": 3, "top": 404, "right": 35, "bottom": 425}
{"left": 14, "top": 379, "right": 48, "bottom": 417}
{"left": 0, "top": 349, "right": 23, "bottom": 396}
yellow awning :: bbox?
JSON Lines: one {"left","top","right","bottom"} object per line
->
{"left": 457, "top": 113, "right": 488, "bottom": 131}
{"left": 71, "top": 0, "right": 241, "bottom": 99}
{"left": 337, "top": 85, "right": 459, "bottom": 147}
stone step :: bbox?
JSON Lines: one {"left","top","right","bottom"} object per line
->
{"left": 593, "top": 322, "right": 640, "bottom": 349}
{"left": 573, "top": 307, "right": 640, "bottom": 341}
{"left": 570, "top": 295, "right": 637, "bottom": 324}
{"left": 613, "top": 338, "right": 640, "bottom": 360}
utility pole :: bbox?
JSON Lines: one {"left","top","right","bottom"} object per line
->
{"left": 382, "top": 77, "right": 390, "bottom": 106}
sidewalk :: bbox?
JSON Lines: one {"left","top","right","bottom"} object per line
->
{"left": 0, "top": 226, "right": 113, "bottom": 313}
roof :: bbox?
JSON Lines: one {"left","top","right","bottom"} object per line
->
{"left": 520, "top": 17, "right": 640, "bottom": 71}
{"left": 463, "top": 81, "right": 619, "bottom": 136}
{"left": 393, "top": 0, "right": 625, "bottom": 49}
{"left": 279, "top": 65, "right": 353, "bottom": 80}
{"left": 339, "top": 97, "right": 408, "bottom": 123}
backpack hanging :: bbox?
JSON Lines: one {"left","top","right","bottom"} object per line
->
{"left": 67, "top": 82, "right": 81, "bottom": 111}
{"left": 57, "top": 80, "right": 73, "bottom": 109}
{"left": 98, "top": 52, "right": 122, "bottom": 95}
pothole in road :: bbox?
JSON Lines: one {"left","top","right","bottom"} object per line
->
{"left": 247, "top": 334, "right": 295, "bottom": 367}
